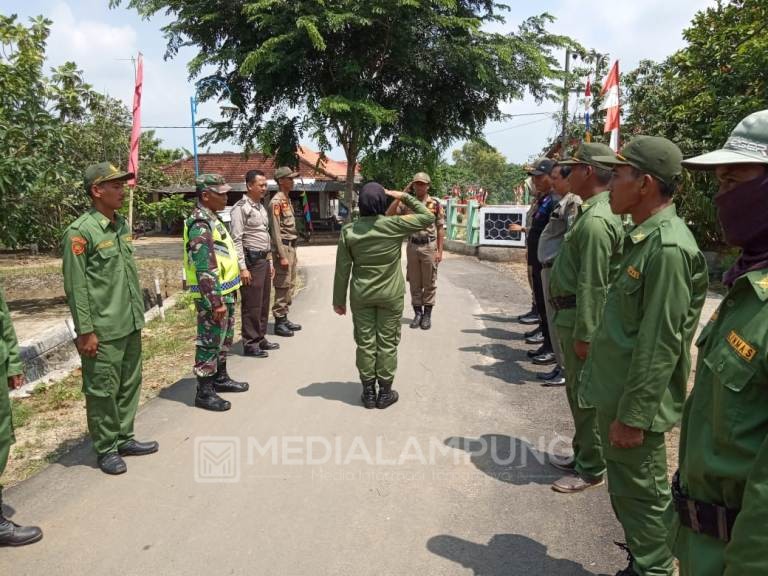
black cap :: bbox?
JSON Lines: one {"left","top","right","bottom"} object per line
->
{"left": 527, "top": 158, "right": 555, "bottom": 176}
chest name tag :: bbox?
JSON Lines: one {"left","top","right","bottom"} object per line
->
{"left": 727, "top": 331, "right": 757, "bottom": 362}
{"left": 627, "top": 266, "right": 641, "bottom": 280}
{"left": 97, "top": 240, "right": 114, "bottom": 250}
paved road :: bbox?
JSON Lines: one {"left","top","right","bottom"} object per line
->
{"left": 1, "top": 246, "right": 624, "bottom": 575}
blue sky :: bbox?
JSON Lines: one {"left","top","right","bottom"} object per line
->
{"left": 5, "top": 0, "right": 714, "bottom": 165}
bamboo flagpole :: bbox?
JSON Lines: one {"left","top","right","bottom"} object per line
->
{"left": 127, "top": 52, "right": 144, "bottom": 232}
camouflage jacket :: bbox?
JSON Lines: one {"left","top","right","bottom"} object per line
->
{"left": 185, "top": 205, "right": 235, "bottom": 308}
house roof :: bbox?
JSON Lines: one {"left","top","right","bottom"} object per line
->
{"left": 161, "top": 147, "right": 360, "bottom": 185}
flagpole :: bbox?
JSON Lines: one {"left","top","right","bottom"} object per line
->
{"left": 560, "top": 48, "right": 572, "bottom": 158}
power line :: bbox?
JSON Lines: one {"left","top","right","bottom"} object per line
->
{"left": 484, "top": 116, "right": 554, "bottom": 135}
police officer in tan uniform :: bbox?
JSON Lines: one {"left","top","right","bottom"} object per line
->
{"left": 385, "top": 172, "right": 445, "bottom": 330}
{"left": 269, "top": 166, "right": 302, "bottom": 337}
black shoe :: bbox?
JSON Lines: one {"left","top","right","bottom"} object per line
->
{"left": 259, "top": 339, "right": 280, "bottom": 351}
{"left": 361, "top": 379, "right": 377, "bottom": 409}
{"left": 195, "top": 376, "right": 232, "bottom": 411}
{"left": 0, "top": 518, "right": 43, "bottom": 547}
{"left": 532, "top": 351, "right": 557, "bottom": 365}
{"left": 527, "top": 345, "right": 547, "bottom": 359}
{"left": 118, "top": 439, "right": 159, "bottom": 457}
{"left": 420, "top": 306, "right": 433, "bottom": 330}
{"left": 285, "top": 317, "right": 302, "bottom": 331}
{"left": 0, "top": 490, "right": 43, "bottom": 547}
{"left": 524, "top": 326, "right": 542, "bottom": 338}
{"left": 409, "top": 306, "right": 423, "bottom": 329}
{"left": 537, "top": 365, "right": 561, "bottom": 381}
{"left": 517, "top": 307, "right": 537, "bottom": 322}
{"left": 525, "top": 332, "right": 545, "bottom": 345}
{"left": 243, "top": 347, "right": 269, "bottom": 358}
{"left": 214, "top": 359, "right": 249, "bottom": 393}
{"left": 541, "top": 375, "right": 566, "bottom": 387}
{"left": 518, "top": 311, "right": 541, "bottom": 325}
{"left": 376, "top": 379, "right": 399, "bottom": 409}
{"left": 274, "top": 317, "right": 294, "bottom": 337}
{"left": 98, "top": 452, "right": 127, "bottom": 475}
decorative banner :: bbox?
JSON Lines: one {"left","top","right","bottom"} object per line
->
{"left": 600, "top": 60, "right": 620, "bottom": 151}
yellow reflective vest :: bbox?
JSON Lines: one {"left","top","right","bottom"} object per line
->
{"left": 183, "top": 209, "right": 241, "bottom": 299}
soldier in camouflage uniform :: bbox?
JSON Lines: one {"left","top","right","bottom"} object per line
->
{"left": 184, "top": 174, "right": 248, "bottom": 412}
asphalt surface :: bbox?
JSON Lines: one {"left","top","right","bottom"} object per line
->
{"left": 1, "top": 246, "right": 623, "bottom": 575}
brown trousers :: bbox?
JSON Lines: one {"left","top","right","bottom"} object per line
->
{"left": 272, "top": 245, "right": 297, "bottom": 318}
{"left": 241, "top": 257, "right": 272, "bottom": 351}
{"left": 406, "top": 240, "right": 438, "bottom": 307}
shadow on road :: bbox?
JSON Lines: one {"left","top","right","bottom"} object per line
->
{"left": 157, "top": 377, "right": 197, "bottom": 407}
{"left": 462, "top": 327, "right": 517, "bottom": 341}
{"left": 458, "top": 343, "right": 539, "bottom": 385}
{"left": 472, "top": 313, "right": 521, "bottom": 324}
{"left": 427, "top": 533, "right": 604, "bottom": 576}
{"left": 444, "top": 434, "right": 561, "bottom": 486}
{"left": 297, "top": 381, "right": 361, "bottom": 406}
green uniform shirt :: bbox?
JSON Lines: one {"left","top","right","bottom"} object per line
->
{"left": 677, "top": 267, "right": 768, "bottom": 572}
{"left": 0, "top": 289, "right": 22, "bottom": 376}
{"left": 549, "top": 190, "right": 625, "bottom": 342}
{"left": 582, "top": 204, "right": 708, "bottom": 432}
{"left": 62, "top": 208, "right": 145, "bottom": 341}
{"left": 333, "top": 194, "right": 435, "bottom": 309}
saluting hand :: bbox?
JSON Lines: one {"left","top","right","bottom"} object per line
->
{"left": 385, "top": 189, "right": 405, "bottom": 201}
{"left": 609, "top": 420, "right": 645, "bottom": 449}
{"left": 76, "top": 332, "right": 99, "bottom": 358}
{"left": 8, "top": 374, "right": 24, "bottom": 390}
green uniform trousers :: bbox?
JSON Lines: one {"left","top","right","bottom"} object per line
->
{"left": 0, "top": 363, "right": 12, "bottom": 480}
{"left": 556, "top": 326, "right": 605, "bottom": 480}
{"left": 598, "top": 412, "right": 675, "bottom": 576}
{"left": 82, "top": 330, "right": 142, "bottom": 456}
{"left": 352, "top": 300, "right": 404, "bottom": 382}
{"left": 675, "top": 527, "right": 727, "bottom": 576}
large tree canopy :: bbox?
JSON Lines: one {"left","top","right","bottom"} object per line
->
{"left": 112, "top": 0, "right": 572, "bottom": 209}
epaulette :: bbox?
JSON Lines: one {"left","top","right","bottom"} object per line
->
{"left": 66, "top": 212, "right": 90, "bottom": 231}
{"left": 659, "top": 219, "right": 679, "bottom": 247}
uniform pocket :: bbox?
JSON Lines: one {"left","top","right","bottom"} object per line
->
{"left": 81, "top": 346, "right": 119, "bottom": 398}
{"left": 703, "top": 345, "right": 755, "bottom": 444}
{"left": 96, "top": 245, "right": 118, "bottom": 259}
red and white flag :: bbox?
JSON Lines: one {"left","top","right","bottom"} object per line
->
{"left": 599, "top": 60, "right": 620, "bottom": 151}
{"left": 127, "top": 52, "right": 143, "bottom": 186}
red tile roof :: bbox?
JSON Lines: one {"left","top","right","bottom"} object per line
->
{"left": 162, "top": 147, "right": 360, "bottom": 184}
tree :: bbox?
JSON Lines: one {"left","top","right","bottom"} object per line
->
{"left": 111, "top": 0, "right": 572, "bottom": 215}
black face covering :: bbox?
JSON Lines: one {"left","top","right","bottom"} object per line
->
{"left": 358, "top": 182, "right": 389, "bottom": 217}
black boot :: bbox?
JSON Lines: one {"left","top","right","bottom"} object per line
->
{"left": 195, "top": 375, "right": 231, "bottom": 411}
{"left": 376, "top": 379, "right": 399, "bottom": 409}
{"left": 409, "top": 306, "right": 423, "bottom": 329}
{"left": 214, "top": 359, "right": 249, "bottom": 393}
{"left": 0, "top": 489, "right": 43, "bottom": 547}
{"left": 285, "top": 317, "right": 302, "bottom": 331}
{"left": 420, "top": 306, "right": 433, "bottom": 330}
{"left": 274, "top": 316, "right": 294, "bottom": 337}
{"left": 361, "top": 379, "right": 377, "bottom": 409}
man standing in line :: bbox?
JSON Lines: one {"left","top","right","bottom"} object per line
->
{"left": 672, "top": 110, "right": 768, "bottom": 576}
{"left": 548, "top": 143, "right": 623, "bottom": 494}
{"left": 231, "top": 169, "right": 278, "bottom": 358}
{"left": 536, "top": 163, "right": 581, "bottom": 386}
{"left": 0, "top": 291, "right": 42, "bottom": 546}
{"left": 584, "top": 137, "right": 708, "bottom": 576}
{"left": 269, "top": 167, "right": 303, "bottom": 337}
{"left": 385, "top": 172, "right": 445, "bottom": 330}
{"left": 185, "top": 174, "right": 248, "bottom": 412}
{"left": 62, "top": 162, "right": 158, "bottom": 475}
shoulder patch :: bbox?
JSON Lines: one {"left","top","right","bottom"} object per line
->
{"left": 659, "top": 220, "right": 679, "bottom": 247}
{"left": 727, "top": 330, "right": 757, "bottom": 362}
{"left": 70, "top": 236, "right": 87, "bottom": 256}
{"left": 273, "top": 203, "right": 281, "bottom": 217}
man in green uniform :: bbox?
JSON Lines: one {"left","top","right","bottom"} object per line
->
{"left": 269, "top": 167, "right": 302, "bottom": 337}
{"left": 672, "top": 110, "right": 768, "bottom": 576}
{"left": 334, "top": 184, "right": 435, "bottom": 408}
{"left": 184, "top": 174, "right": 247, "bottom": 412}
{"left": 62, "top": 162, "right": 158, "bottom": 475}
{"left": 385, "top": 172, "right": 445, "bottom": 330}
{"left": 583, "top": 137, "right": 708, "bottom": 576}
{"left": 0, "top": 291, "right": 43, "bottom": 546}
{"left": 548, "top": 143, "right": 624, "bottom": 494}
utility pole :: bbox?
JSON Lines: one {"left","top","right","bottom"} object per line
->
{"left": 560, "top": 48, "right": 572, "bottom": 159}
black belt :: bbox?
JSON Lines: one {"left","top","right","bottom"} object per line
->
{"left": 281, "top": 239, "right": 297, "bottom": 247}
{"left": 245, "top": 248, "right": 269, "bottom": 261}
{"left": 410, "top": 236, "right": 436, "bottom": 245}
{"left": 550, "top": 295, "right": 577, "bottom": 311}
{"left": 672, "top": 472, "right": 739, "bottom": 542}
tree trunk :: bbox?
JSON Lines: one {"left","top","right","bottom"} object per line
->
{"left": 343, "top": 145, "right": 357, "bottom": 222}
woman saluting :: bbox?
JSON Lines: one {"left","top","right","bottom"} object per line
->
{"left": 333, "top": 182, "right": 435, "bottom": 409}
